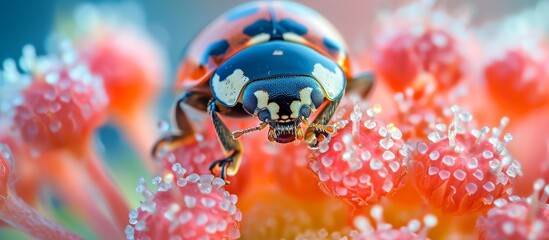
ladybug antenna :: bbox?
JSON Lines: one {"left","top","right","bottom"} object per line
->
{"left": 232, "top": 122, "right": 269, "bottom": 139}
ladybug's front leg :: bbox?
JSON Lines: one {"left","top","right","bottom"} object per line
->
{"left": 304, "top": 98, "right": 341, "bottom": 149}
{"left": 207, "top": 99, "right": 243, "bottom": 180}
{"left": 151, "top": 91, "right": 211, "bottom": 157}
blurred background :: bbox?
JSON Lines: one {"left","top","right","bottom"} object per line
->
{"left": 0, "top": 0, "right": 548, "bottom": 239}
{"left": 1, "top": 0, "right": 547, "bottom": 70}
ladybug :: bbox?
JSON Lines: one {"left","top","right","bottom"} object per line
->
{"left": 153, "top": 1, "right": 374, "bottom": 180}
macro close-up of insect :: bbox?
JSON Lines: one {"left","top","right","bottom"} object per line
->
{"left": 152, "top": 1, "right": 374, "bottom": 180}
{"left": 1, "top": 0, "right": 548, "bottom": 239}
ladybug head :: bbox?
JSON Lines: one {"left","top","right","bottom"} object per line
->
{"left": 240, "top": 76, "right": 324, "bottom": 143}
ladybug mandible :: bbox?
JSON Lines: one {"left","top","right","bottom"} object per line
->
{"left": 153, "top": 1, "right": 374, "bottom": 180}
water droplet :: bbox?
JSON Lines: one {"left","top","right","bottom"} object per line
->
{"left": 438, "top": 170, "right": 450, "bottom": 180}
{"left": 184, "top": 196, "right": 196, "bottom": 208}
{"left": 382, "top": 151, "right": 395, "bottom": 160}
{"left": 179, "top": 210, "right": 193, "bottom": 224}
{"left": 318, "top": 170, "right": 330, "bottom": 182}
{"left": 195, "top": 213, "right": 208, "bottom": 225}
{"left": 453, "top": 170, "right": 466, "bottom": 181}
{"left": 369, "top": 158, "right": 383, "bottom": 170}
{"left": 186, "top": 173, "right": 200, "bottom": 182}
{"left": 219, "top": 199, "right": 230, "bottom": 211}
{"left": 49, "top": 120, "right": 62, "bottom": 133}
{"left": 361, "top": 151, "right": 371, "bottom": 161}
{"left": 502, "top": 221, "right": 515, "bottom": 235}
{"left": 205, "top": 222, "right": 217, "bottom": 234}
{"left": 201, "top": 197, "right": 217, "bottom": 208}
{"left": 330, "top": 171, "right": 343, "bottom": 182}
{"left": 49, "top": 103, "right": 61, "bottom": 113}
{"left": 473, "top": 169, "right": 484, "bottom": 181}
{"left": 343, "top": 176, "right": 358, "bottom": 187}
{"left": 212, "top": 178, "right": 225, "bottom": 188}
{"left": 483, "top": 182, "right": 496, "bottom": 192}
{"left": 442, "top": 155, "right": 456, "bottom": 166}
{"left": 199, "top": 175, "right": 214, "bottom": 183}
{"left": 379, "top": 138, "right": 394, "bottom": 150}
{"left": 378, "top": 126, "right": 388, "bottom": 137}
{"left": 466, "top": 183, "right": 478, "bottom": 195}
{"left": 45, "top": 72, "right": 60, "bottom": 84}
{"left": 124, "top": 225, "right": 135, "bottom": 238}
{"left": 321, "top": 156, "right": 333, "bottom": 167}
{"left": 428, "top": 167, "right": 439, "bottom": 176}
{"left": 429, "top": 151, "right": 440, "bottom": 161}
{"left": 467, "top": 157, "right": 478, "bottom": 169}
{"left": 335, "top": 186, "right": 348, "bottom": 196}
{"left": 230, "top": 194, "right": 238, "bottom": 204}
{"left": 483, "top": 150, "right": 494, "bottom": 159}
{"left": 388, "top": 161, "right": 400, "bottom": 172}
{"left": 152, "top": 176, "right": 162, "bottom": 185}
{"left": 177, "top": 178, "right": 187, "bottom": 187}
{"left": 417, "top": 142, "right": 428, "bottom": 154}
{"left": 332, "top": 142, "right": 343, "bottom": 151}
{"left": 382, "top": 180, "right": 394, "bottom": 192}
{"left": 359, "top": 174, "right": 370, "bottom": 184}
{"left": 427, "top": 132, "right": 442, "bottom": 143}
{"left": 364, "top": 120, "right": 377, "bottom": 129}
{"left": 198, "top": 183, "right": 212, "bottom": 194}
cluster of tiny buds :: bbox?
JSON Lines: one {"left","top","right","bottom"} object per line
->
{"left": 350, "top": 205, "right": 437, "bottom": 239}
{"left": 125, "top": 163, "right": 241, "bottom": 240}
{"left": 410, "top": 105, "right": 523, "bottom": 214}
{"left": 477, "top": 179, "right": 549, "bottom": 239}
{"left": 310, "top": 102, "right": 408, "bottom": 207}
{"left": 2, "top": 42, "right": 108, "bottom": 154}
{"left": 421, "top": 106, "right": 521, "bottom": 178}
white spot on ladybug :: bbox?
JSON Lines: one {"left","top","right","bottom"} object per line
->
{"left": 311, "top": 63, "right": 344, "bottom": 100}
{"left": 254, "top": 90, "right": 280, "bottom": 120}
{"left": 248, "top": 33, "right": 271, "bottom": 46}
{"left": 272, "top": 50, "right": 284, "bottom": 55}
{"left": 211, "top": 69, "right": 249, "bottom": 106}
{"left": 290, "top": 87, "right": 313, "bottom": 118}
{"left": 281, "top": 115, "right": 289, "bottom": 120}
{"left": 283, "top": 32, "right": 305, "bottom": 44}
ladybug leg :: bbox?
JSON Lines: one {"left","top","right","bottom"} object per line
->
{"left": 207, "top": 99, "right": 243, "bottom": 181}
{"left": 151, "top": 91, "right": 211, "bottom": 158}
{"left": 347, "top": 72, "right": 375, "bottom": 98}
{"left": 304, "top": 98, "right": 341, "bottom": 149}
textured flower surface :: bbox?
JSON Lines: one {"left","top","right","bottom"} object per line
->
{"left": 1, "top": 1, "right": 549, "bottom": 240}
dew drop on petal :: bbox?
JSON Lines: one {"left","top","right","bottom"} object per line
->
{"left": 473, "top": 169, "right": 484, "bottom": 181}
{"left": 361, "top": 151, "right": 372, "bottom": 161}
{"left": 428, "top": 167, "right": 439, "bottom": 176}
{"left": 382, "top": 151, "right": 396, "bottom": 160}
{"left": 382, "top": 180, "right": 394, "bottom": 192}
{"left": 333, "top": 142, "right": 343, "bottom": 151}
{"left": 184, "top": 196, "right": 197, "bottom": 208}
{"left": 483, "top": 150, "right": 494, "bottom": 159}
{"left": 369, "top": 158, "right": 383, "bottom": 170}
{"left": 467, "top": 157, "right": 478, "bottom": 169}
{"left": 335, "top": 186, "right": 348, "bottom": 196}
{"left": 442, "top": 155, "right": 456, "bottom": 166}
{"left": 466, "top": 183, "right": 478, "bottom": 195}
{"left": 483, "top": 182, "right": 496, "bottom": 192}
{"left": 453, "top": 169, "right": 466, "bottom": 181}
{"left": 417, "top": 142, "right": 428, "bottom": 154}
{"left": 429, "top": 151, "right": 440, "bottom": 161}
{"left": 49, "top": 120, "right": 62, "bottom": 133}
{"left": 438, "top": 170, "right": 451, "bottom": 180}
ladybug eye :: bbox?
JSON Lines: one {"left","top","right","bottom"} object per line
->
{"left": 299, "top": 105, "right": 311, "bottom": 118}
{"left": 258, "top": 109, "right": 271, "bottom": 122}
